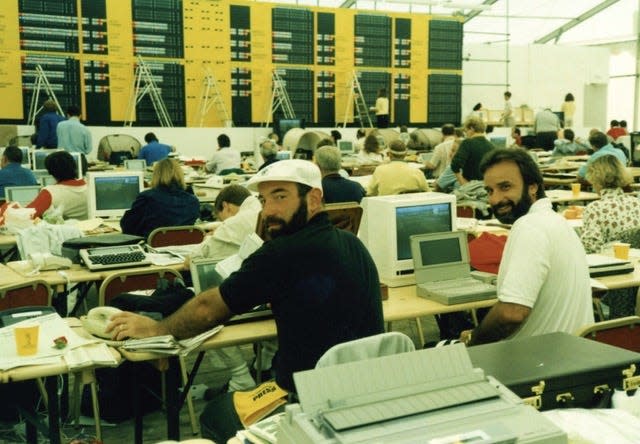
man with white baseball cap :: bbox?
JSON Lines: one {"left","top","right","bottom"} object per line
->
{"left": 107, "top": 159, "right": 384, "bottom": 442}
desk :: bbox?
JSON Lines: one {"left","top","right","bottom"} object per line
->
{"left": 1, "top": 321, "right": 120, "bottom": 444}
{"left": 545, "top": 189, "right": 599, "bottom": 204}
{"left": 543, "top": 175, "right": 577, "bottom": 187}
{"left": 118, "top": 285, "right": 497, "bottom": 443}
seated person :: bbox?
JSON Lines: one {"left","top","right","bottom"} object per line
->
{"left": 121, "top": 158, "right": 200, "bottom": 239}
{"left": 577, "top": 131, "right": 628, "bottom": 180}
{"left": 580, "top": 155, "right": 640, "bottom": 318}
{"left": 354, "top": 128, "right": 366, "bottom": 152}
{"left": 138, "top": 132, "right": 175, "bottom": 165}
{"left": 258, "top": 140, "right": 278, "bottom": 171}
{"left": 368, "top": 140, "right": 430, "bottom": 196}
{"left": 551, "top": 129, "right": 590, "bottom": 157}
{"left": 191, "top": 184, "right": 262, "bottom": 262}
{"left": 206, "top": 134, "right": 241, "bottom": 174}
{"left": 450, "top": 116, "right": 495, "bottom": 185}
{"left": 315, "top": 146, "right": 365, "bottom": 204}
{"left": 356, "top": 133, "right": 384, "bottom": 164}
{"left": 26, "top": 151, "right": 88, "bottom": 220}
{"left": 0, "top": 146, "right": 38, "bottom": 198}
{"left": 434, "top": 138, "right": 462, "bottom": 193}
{"left": 424, "top": 124, "right": 455, "bottom": 178}
{"left": 190, "top": 184, "right": 263, "bottom": 391}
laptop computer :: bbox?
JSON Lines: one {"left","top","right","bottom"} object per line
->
{"left": 189, "top": 257, "right": 273, "bottom": 324}
{"left": 4, "top": 185, "right": 41, "bottom": 205}
{"left": 411, "top": 231, "right": 497, "bottom": 305}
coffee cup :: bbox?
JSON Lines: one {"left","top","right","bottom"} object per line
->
{"left": 613, "top": 242, "right": 631, "bottom": 260}
{"left": 571, "top": 183, "right": 581, "bottom": 197}
{"left": 14, "top": 323, "right": 39, "bottom": 356}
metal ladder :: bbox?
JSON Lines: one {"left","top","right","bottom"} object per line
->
{"left": 27, "top": 65, "right": 64, "bottom": 126}
{"left": 342, "top": 71, "right": 373, "bottom": 128}
{"left": 124, "top": 55, "right": 173, "bottom": 127}
{"left": 263, "top": 70, "right": 295, "bottom": 126}
{"left": 198, "top": 68, "right": 232, "bottom": 127}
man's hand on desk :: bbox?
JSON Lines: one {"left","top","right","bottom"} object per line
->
{"left": 107, "top": 311, "right": 167, "bottom": 341}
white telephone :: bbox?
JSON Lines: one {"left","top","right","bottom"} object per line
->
{"left": 80, "top": 306, "right": 122, "bottom": 339}
{"left": 29, "top": 253, "right": 72, "bottom": 271}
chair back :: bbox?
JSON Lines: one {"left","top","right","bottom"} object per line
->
{"left": 316, "top": 332, "right": 415, "bottom": 369}
{"left": 255, "top": 202, "right": 363, "bottom": 241}
{"left": 0, "top": 280, "right": 52, "bottom": 310}
{"left": 147, "top": 225, "right": 206, "bottom": 248}
{"left": 576, "top": 316, "right": 640, "bottom": 353}
{"left": 98, "top": 268, "right": 182, "bottom": 306}
{"left": 324, "top": 202, "right": 363, "bottom": 235}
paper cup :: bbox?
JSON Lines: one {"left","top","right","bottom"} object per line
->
{"left": 14, "top": 324, "right": 39, "bottom": 356}
{"left": 613, "top": 242, "right": 631, "bottom": 260}
{"left": 571, "top": 183, "right": 581, "bottom": 197}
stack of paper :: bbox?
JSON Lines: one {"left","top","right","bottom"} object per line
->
{"left": 216, "top": 233, "right": 264, "bottom": 279}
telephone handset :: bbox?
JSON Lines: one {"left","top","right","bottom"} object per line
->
{"left": 80, "top": 306, "right": 122, "bottom": 339}
{"left": 29, "top": 253, "right": 72, "bottom": 271}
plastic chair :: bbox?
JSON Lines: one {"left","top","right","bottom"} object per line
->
{"left": 97, "top": 267, "right": 199, "bottom": 434}
{"left": 316, "top": 332, "right": 415, "bottom": 368}
{"left": 147, "top": 225, "right": 206, "bottom": 248}
{"left": 576, "top": 316, "right": 640, "bottom": 353}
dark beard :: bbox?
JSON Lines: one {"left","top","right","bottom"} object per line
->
{"left": 491, "top": 188, "right": 533, "bottom": 225}
{"left": 264, "top": 199, "right": 308, "bottom": 238}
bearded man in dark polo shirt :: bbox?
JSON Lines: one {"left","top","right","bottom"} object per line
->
{"left": 107, "top": 159, "right": 384, "bottom": 442}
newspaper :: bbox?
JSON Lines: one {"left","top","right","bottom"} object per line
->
{"left": 0, "top": 313, "right": 118, "bottom": 371}
{"left": 120, "top": 325, "right": 224, "bottom": 355}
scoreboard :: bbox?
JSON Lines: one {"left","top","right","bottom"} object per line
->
{"left": 0, "top": 0, "right": 463, "bottom": 127}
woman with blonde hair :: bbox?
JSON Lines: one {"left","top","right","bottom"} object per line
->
{"left": 121, "top": 158, "right": 200, "bottom": 238}
{"left": 580, "top": 155, "right": 640, "bottom": 318}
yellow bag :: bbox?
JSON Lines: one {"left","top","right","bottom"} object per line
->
{"left": 233, "top": 380, "right": 288, "bottom": 427}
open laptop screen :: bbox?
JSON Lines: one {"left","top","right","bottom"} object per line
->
{"left": 190, "top": 258, "right": 225, "bottom": 294}
{"left": 418, "top": 237, "right": 462, "bottom": 266}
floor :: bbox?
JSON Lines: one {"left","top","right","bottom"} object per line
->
{"left": 0, "top": 286, "right": 441, "bottom": 444}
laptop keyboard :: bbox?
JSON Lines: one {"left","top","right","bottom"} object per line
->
{"left": 418, "top": 277, "right": 496, "bottom": 304}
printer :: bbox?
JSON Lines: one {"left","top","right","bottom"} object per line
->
{"left": 278, "top": 344, "right": 566, "bottom": 444}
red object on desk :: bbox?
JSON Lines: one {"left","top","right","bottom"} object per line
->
{"left": 183, "top": 159, "right": 206, "bottom": 167}
{"left": 469, "top": 232, "right": 507, "bottom": 274}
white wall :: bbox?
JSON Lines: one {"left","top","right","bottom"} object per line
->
{"left": 462, "top": 44, "right": 610, "bottom": 133}
{"left": 16, "top": 125, "right": 392, "bottom": 160}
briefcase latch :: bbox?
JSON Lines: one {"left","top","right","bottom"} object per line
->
{"left": 523, "top": 380, "right": 545, "bottom": 409}
{"left": 622, "top": 364, "right": 640, "bottom": 391}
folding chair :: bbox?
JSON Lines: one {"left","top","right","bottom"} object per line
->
{"left": 576, "top": 316, "right": 640, "bottom": 353}
{"left": 97, "top": 268, "right": 200, "bottom": 435}
{"left": 0, "top": 279, "right": 52, "bottom": 309}
{"left": 316, "top": 332, "right": 415, "bottom": 368}
{"left": 147, "top": 225, "right": 206, "bottom": 248}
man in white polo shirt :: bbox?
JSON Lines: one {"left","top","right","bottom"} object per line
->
{"left": 460, "top": 148, "right": 593, "bottom": 346}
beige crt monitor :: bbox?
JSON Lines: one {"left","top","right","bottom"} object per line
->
{"left": 358, "top": 192, "right": 457, "bottom": 287}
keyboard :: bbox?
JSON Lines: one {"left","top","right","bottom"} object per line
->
{"left": 417, "top": 277, "right": 496, "bottom": 305}
{"left": 79, "top": 244, "right": 151, "bottom": 270}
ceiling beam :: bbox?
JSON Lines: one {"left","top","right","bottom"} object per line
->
{"left": 340, "top": 0, "right": 356, "bottom": 7}
{"left": 534, "top": 0, "right": 622, "bottom": 44}
{"left": 463, "top": 0, "right": 499, "bottom": 24}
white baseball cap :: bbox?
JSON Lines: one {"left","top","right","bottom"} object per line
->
{"left": 246, "top": 159, "right": 323, "bottom": 193}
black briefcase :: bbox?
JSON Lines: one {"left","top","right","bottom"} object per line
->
{"left": 467, "top": 332, "right": 640, "bottom": 411}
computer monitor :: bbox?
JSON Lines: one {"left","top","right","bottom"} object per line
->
{"left": 32, "top": 150, "right": 82, "bottom": 179}
{"left": 32, "top": 149, "right": 62, "bottom": 172}
{"left": 275, "top": 118, "right": 303, "bottom": 142}
{"left": 19, "top": 147, "right": 31, "bottom": 167}
{"left": 359, "top": 192, "right": 457, "bottom": 286}
{"left": 338, "top": 140, "right": 354, "bottom": 155}
{"left": 275, "top": 150, "right": 292, "bottom": 160}
{"left": 124, "top": 159, "right": 147, "bottom": 171}
{"left": 87, "top": 171, "right": 144, "bottom": 219}
{"left": 40, "top": 175, "right": 57, "bottom": 186}
{"left": 490, "top": 136, "right": 507, "bottom": 149}
{"left": 4, "top": 185, "right": 41, "bottom": 205}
